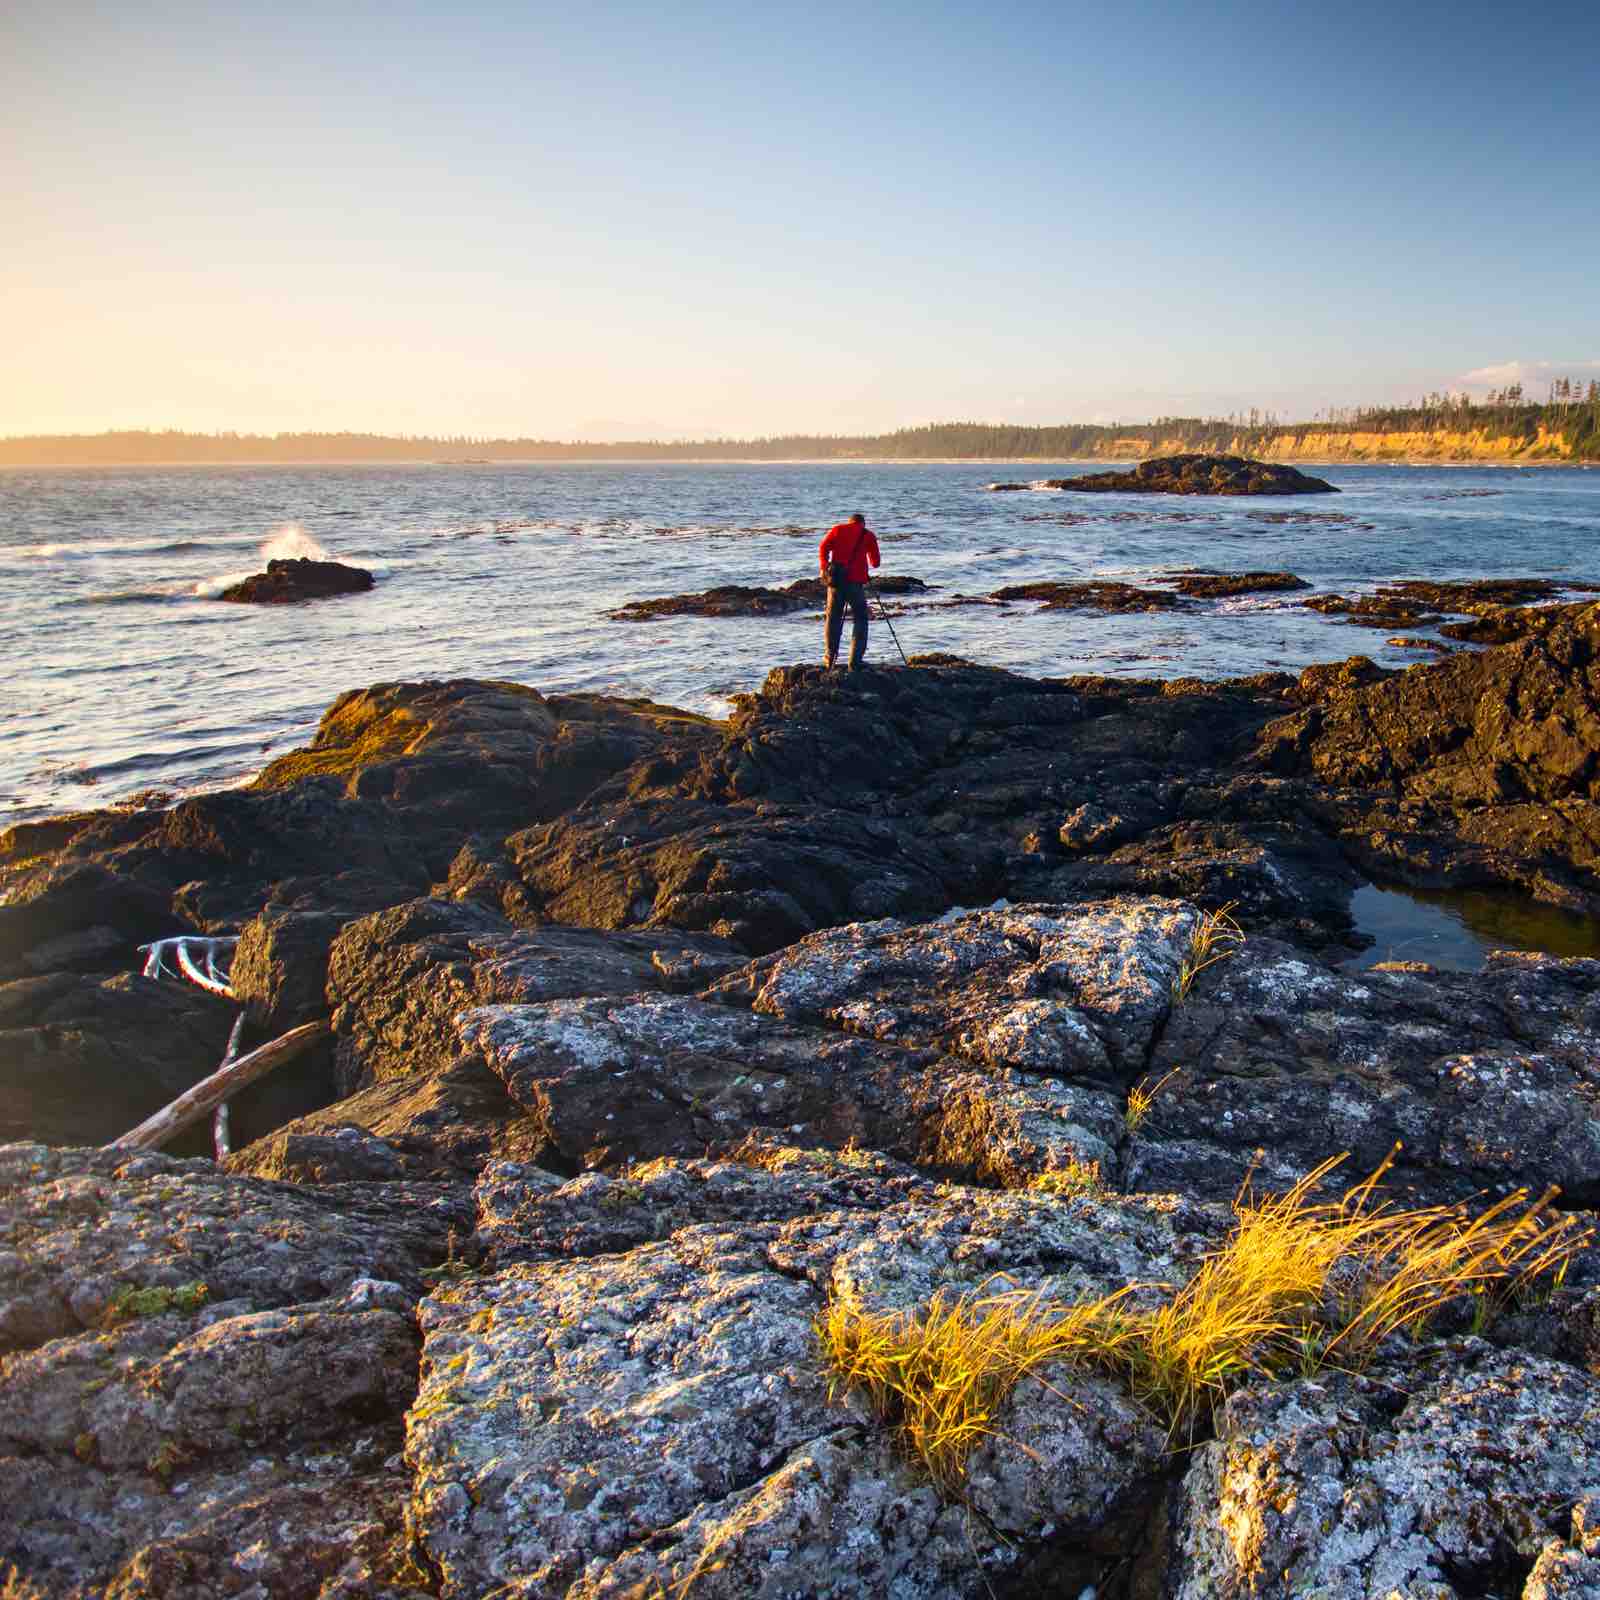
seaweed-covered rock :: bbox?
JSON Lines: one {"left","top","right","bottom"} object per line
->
{"left": 1166, "top": 570, "right": 1310, "bottom": 598}
{"left": 990, "top": 580, "right": 1191, "bottom": 613}
{"left": 215, "top": 556, "right": 374, "bottom": 603}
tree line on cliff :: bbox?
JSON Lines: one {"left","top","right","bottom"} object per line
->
{"left": 4, "top": 389, "right": 1599, "bottom": 463}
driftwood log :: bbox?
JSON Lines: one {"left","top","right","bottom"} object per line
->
{"left": 108, "top": 1020, "right": 330, "bottom": 1152}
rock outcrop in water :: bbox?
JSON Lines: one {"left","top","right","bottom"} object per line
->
{"left": 987, "top": 455, "right": 1338, "bottom": 495}
{"left": 216, "top": 557, "right": 376, "bottom": 603}
{"left": 6, "top": 613, "right": 1600, "bottom": 1596}
{"left": 611, "top": 574, "right": 930, "bottom": 619}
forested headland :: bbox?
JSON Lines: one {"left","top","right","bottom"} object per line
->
{"left": 5, "top": 385, "right": 1599, "bottom": 464}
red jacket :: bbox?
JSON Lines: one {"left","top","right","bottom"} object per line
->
{"left": 819, "top": 522, "right": 881, "bottom": 584}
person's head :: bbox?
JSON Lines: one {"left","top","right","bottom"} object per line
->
{"left": 849, "top": 511, "right": 865, "bottom": 524}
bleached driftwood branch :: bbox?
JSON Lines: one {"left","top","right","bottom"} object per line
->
{"left": 211, "top": 1011, "right": 248, "bottom": 1159}
{"left": 139, "top": 936, "right": 238, "bottom": 999}
{"left": 108, "top": 1021, "right": 330, "bottom": 1152}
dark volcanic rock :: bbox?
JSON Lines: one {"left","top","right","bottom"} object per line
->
{"left": 1166, "top": 570, "right": 1310, "bottom": 598}
{"left": 507, "top": 664, "right": 1323, "bottom": 953}
{"left": 990, "top": 580, "right": 1191, "bottom": 613}
{"left": 0, "top": 681, "right": 714, "bottom": 961}
{"left": 0, "top": 972, "right": 237, "bottom": 1152}
{"left": 216, "top": 556, "right": 375, "bottom": 604}
{"left": 1269, "top": 601, "right": 1600, "bottom": 807}
{"left": 612, "top": 574, "right": 931, "bottom": 620}
{"left": 1033, "top": 455, "right": 1338, "bottom": 496}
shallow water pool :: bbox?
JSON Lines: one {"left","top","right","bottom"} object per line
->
{"left": 1345, "top": 883, "right": 1600, "bottom": 971}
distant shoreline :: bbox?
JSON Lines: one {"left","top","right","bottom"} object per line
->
{"left": 1, "top": 455, "right": 1589, "bottom": 470}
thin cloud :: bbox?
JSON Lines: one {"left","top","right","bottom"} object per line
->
{"left": 1460, "top": 358, "right": 1600, "bottom": 391}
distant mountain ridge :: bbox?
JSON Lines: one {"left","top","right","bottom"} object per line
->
{"left": 4, "top": 397, "right": 1598, "bottom": 464}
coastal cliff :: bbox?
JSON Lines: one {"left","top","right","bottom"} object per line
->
{"left": 1093, "top": 422, "right": 1579, "bottom": 464}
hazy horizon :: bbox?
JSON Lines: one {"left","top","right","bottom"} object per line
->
{"left": 6, "top": 0, "right": 1598, "bottom": 439}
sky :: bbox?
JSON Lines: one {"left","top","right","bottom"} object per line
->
{"left": 3, "top": 0, "right": 1598, "bottom": 439}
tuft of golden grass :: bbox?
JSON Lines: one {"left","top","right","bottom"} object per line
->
{"left": 818, "top": 1282, "right": 1142, "bottom": 1492}
{"left": 1124, "top": 1067, "right": 1182, "bottom": 1133}
{"left": 1174, "top": 900, "right": 1244, "bottom": 1004}
{"left": 818, "top": 1148, "right": 1590, "bottom": 1486}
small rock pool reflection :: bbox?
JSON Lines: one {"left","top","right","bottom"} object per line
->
{"left": 1346, "top": 883, "right": 1600, "bottom": 971}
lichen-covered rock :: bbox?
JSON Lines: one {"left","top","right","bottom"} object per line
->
{"left": 0, "top": 1143, "right": 467, "bottom": 1353}
{"left": 0, "top": 1146, "right": 452, "bottom": 1598}
{"left": 1128, "top": 941, "right": 1600, "bottom": 1205}
{"left": 407, "top": 1166, "right": 1212, "bottom": 1598}
{"left": 1166, "top": 1342, "right": 1600, "bottom": 1599}
{"left": 327, "top": 895, "right": 741, "bottom": 1089}
{"left": 458, "top": 986, "right": 1124, "bottom": 1181}
{"left": 707, "top": 897, "right": 1198, "bottom": 1079}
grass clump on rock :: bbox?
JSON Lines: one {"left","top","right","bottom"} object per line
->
{"left": 819, "top": 1151, "right": 1587, "bottom": 1489}
{"left": 102, "top": 1280, "right": 209, "bottom": 1326}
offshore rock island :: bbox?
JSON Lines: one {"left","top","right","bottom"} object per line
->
{"left": 987, "top": 454, "right": 1338, "bottom": 495}
{"left": 3, "top": 605, "right": 1600, "bottom": 1595}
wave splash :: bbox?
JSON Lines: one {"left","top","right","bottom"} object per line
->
{"left": 193, "top": 523, "right": 334, "bottom": 597}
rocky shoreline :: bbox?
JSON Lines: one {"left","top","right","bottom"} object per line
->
{"left": 4, "top": 601, "right": 1600, "bottom": 1597}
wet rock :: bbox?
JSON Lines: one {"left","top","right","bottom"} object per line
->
{"left": 1165, "top": 570, "right": 1310, "bottom": 598}
{"left": 1167, "top": 1342, "right": 1600, "bottom": 1599}
{"left": 216, "top": 556, "right": 375, "bottom": 603}
{"left": 612, "top": 574, "right": 931, "bottom": 620}
{"left": 990, "top": 579, "right": 1191, "bottom": 613}
{"left": 1032, "top": 455, "right": 1338, "bottom": 495}
{"left": 1127, "top": 940, "right": 1600, "bottom": 1205}
{"left": 1303, "top": 577, "right": 1579, "bottom": 633}
{"left": 327, "top": 895, "right": 743, "bottom": 1090}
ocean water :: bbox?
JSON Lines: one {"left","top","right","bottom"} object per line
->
{"left": 3, "top": 460, "right": 1598, "bottom": 826}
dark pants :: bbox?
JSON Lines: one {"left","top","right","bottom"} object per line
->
{"left": 825, "top": 581, "right": 869, "bottom": 667}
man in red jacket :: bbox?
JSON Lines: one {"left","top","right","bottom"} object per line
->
{"left": 818, "top": 512, "right": 881, "bottom": 670}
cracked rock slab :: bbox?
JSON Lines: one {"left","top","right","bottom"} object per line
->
{"left": 457, "top": 990, "right": 1124, "bottom": 1182}
{"left": 707, "top": 897, "right": 1199, "bottom": 1080}
{"left": 1167, "top": 1341, "right": 1600, "bottom": 1600}
{"left": 407, "top": 1168, "right": 1214, "bottom": 1598}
